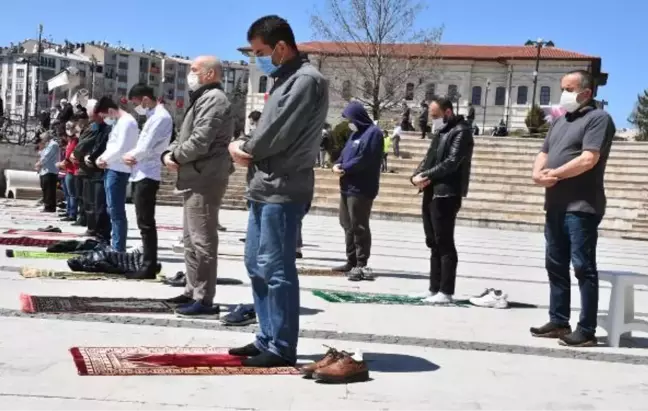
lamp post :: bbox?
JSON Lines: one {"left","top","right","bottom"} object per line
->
{"left": 33, "top": 24, "right": 44, "bottom": 116}
{"left": 525, "top": 38, "right": 554, "bottom": 107}
{"left": 600, "top": 99, "right": 608, "bottom": 110}
{"left": 482, "top": 79, "right": 491, "bottom": 131}
{"left": 16, "top": 56, "right": 39, "bottom": 145}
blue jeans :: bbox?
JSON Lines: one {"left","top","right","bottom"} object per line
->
{"left": 244, "top": 201, "right": 305, "bottom": 363}
{"left": 545, "top": 211, "right": 602, "bottom": 337}
{"left": 64, "top": 174, "right": 77, "bottom": 218}
{"left": 104, "top": 169, "right": 130, "bottom": 252}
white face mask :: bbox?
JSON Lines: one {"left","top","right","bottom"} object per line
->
{"left": 187, "top": 72, "right": 201, "bottom": 91}
{"left": 431, "top": 117, "right": 446, "bottom": 132}
{"left": 104, "top": 118, "right": 116, "bottom": 126}
{"left": 559, "top": 90, "right": 582, "bottom": 113}
{"left": 348, "top": 123, "right": 358, "bottom": 132}
{"left": 134, "top": 105, "right": 148, "bottom": 116}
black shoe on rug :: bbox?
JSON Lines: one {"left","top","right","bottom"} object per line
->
{"left": 558, "top": 330, "right": 597, "bottom": 347}
{"left": 229, "top": 343, "right": 262, "bottom": 357}
{"left": 242, "top": 351, "right": 294, "bottom": 368}
{"left": 174, "top": 301, "right": 220, "bottom": 318}
{"left": 530, "top": 322, "right": 572, "bottom": 338}
{"left": 125, "top": 269, "right": 157, "bottom": 280}
{"left": 38, "top": 226, "right": 62, "bottom": 233}
{"left": 217, "top": 224, "right": 227, "bottom": 232}
{"left": 82, "top": 229, "right": 97, "bottom": 236}
{"left": 296, "top": 251, "right": 303, "bottom": 259}
{"left": 332, "top": 263, "right": 355, "bottom": 273}
{"left": 239, "top": 238, "right": 246, "bottom": 243}
{"left": 163, "top": 272, "right": 186, "bottom": 287}
{"left": 221, "top": 304, "right": 257, "bottom": 327}
{"left": 165, "top": 294, "right": 194, "bottom": 305}
{"left": 60, "top": 216, "right": 76, "bottom": 222}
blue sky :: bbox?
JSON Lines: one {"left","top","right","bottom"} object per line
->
{"left": 1, "top": 0, "right": 643, "bottom": 127}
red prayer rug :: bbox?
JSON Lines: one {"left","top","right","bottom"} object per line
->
{"left": 156, "top": 225, "right": 183, "bottom": 231}
{"left": 20, "top": 294, "right": 174, "bottom": 314}
{"left": 3, "top": 229, "right": 83, "bottom": 238}
{"left": 0, "top": 236, "right": 60, "bottom": 247}
{"left": 69, "top": 347, "right": 300, "bottom": 376}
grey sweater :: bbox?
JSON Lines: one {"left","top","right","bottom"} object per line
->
{"left": 242, "top": 58, "right": 329, "bottom": 204}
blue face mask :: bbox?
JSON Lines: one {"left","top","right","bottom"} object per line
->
{"left": 104, "top": 118, "right": 116, "bottom": 126}
{"left": 257, "top": 55, "right": 279, "bottom": 75}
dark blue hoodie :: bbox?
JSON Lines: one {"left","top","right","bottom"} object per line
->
{"left": 337, "top": 102, "right": 384, "bottom": 199}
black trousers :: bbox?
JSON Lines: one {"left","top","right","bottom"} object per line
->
{"left": 85, "top": 177, "right": 111, "bottom": 241}
{"left": 339, "top": 194, "right": 374, "bottom": 267}
{"left": 83, "top": 178, "right": 96, "bottom": 232}
{"left": 422, "top": 192, "right": 462, "bottom": 295}
{"left": 133, "top": 178, "right": 160, "bottom": 274}
{"left": 75, "top": 175, "right": 86, "bottom": 224}
{"left": 40, "top": 173, "right": 58, "bottom": 211}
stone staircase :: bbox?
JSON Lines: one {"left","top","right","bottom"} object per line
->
{"left": 158, "top": 134, "right": 648, "bottom": 240}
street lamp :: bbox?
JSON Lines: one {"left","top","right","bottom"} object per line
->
{"left": 525, "top": 38, "right": 554, "bottom": 107}
{"left": 16, "top": 56, "right": 40, "bottom": 145}
{"left": 482, "top": 79, "right": 491, "bottom": 131}
{"left": 599, "top": 99, "right": 609, "bottom": 110}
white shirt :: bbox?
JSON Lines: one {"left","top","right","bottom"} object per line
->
{"left": 127, "top": 105, "right": 173, "bottom": 182}
{"left": 98, "top": 112, "right": 139, "bottom": 174}
{"left": 392, "top": 126, "right": 402, "bottom": 138}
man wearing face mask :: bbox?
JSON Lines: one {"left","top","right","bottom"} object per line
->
{"left": 227, "top": 15, "right": 328, "bottom": 368}
{"left": 122, "top": 84, "right": 173, "bottom": 279}
{"left": 411, "top": 97, "right": 474, "bottom": 304}
{"left": 94, "top": 97, "right": 139, "bottom": 252}
{"left": 529, "top": 70, "right": 616, "bottom": 347}
{"left": 247, "top": 110, "right": 261, "bottom": 137}
{"left": 331, "top": 101, "right": 384, "bottom": 281}
{"left": 161, "top": 56, "right": 233, "bottom": 318}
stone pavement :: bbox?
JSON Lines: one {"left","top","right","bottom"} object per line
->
{"left": 1, "top": 199, "right": 648, "bottom": 410}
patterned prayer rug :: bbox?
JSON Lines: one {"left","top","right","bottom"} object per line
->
{"left": 0, "top": 236, "right": 60, "bottom": 247}
{"left": 69, "top": 346, "right": 300, "bottom": 376}
{"left": 19, "top": 267, "right": 163, "bottom": 282}
{"left": 3, "top": 229, "right": 84, "bottom": 238}
{"left": 311, "top": 289, "right": 470, "bottom": 306}
{"left": 6, "top": 250, "right": 76, "bottom": 259}
{"left": 20, "top": 294, "right": 174, "bottom": 314}
{"left": 298, "top": 267, "right": 345, "bottom": 277}
{"left": 156, "top": 225, "right": 183, "bottom": 231}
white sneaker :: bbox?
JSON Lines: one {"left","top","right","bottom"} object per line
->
{"left": 423, "top": 293, "right": 453, "bottom": 304}
{"left": 172, "top": 240, "right": 184, "bottom": 254}
{"left": 410, "top": 291, "right": 434, "bottom": 299}
{"left": 360, "top": 267, "right": 375, "bottom": 281}
{"left": 469, "top": 289, "right": 509, "bottom": 309}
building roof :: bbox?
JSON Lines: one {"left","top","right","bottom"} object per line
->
{"left": 239, "top": 41, "right": 598, "bottom": 61}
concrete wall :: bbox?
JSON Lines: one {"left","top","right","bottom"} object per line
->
{"left": 0, "top": 144, "right": 39, "bottom": 197}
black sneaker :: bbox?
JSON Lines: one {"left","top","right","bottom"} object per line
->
{"left": 530, "top": 322, "right": 572, "bottom": 338}
{"left": 229, "top": 343, "right": 261, "bottom": 357}
{"left": 242, "top": 351, "right": 294, "bottom": 367}
{"left": 332, "top": 263, "right": 355, "bottom": 273}
{"left": 174, "top": 301, "right": 220, "bottom": 319}
{"left": 217, "top": 224, "right": 227, "bottom": 232}
{"left": 165, "top": 295, "right": 194, "bottom": 305}
{"left": 60, "top": 216, "right": 76, "bottom": 222}
{"left": 347, "top": 267, "right": 364, "bottom": 282}
{"left": 559, "top": 330, "right": 597, "bottom": 347}
{"left": 296, "top": 251, "right": 303, "bottom": 259}
{"left": 221, "top": 304, "right": 257, "bottom": 326}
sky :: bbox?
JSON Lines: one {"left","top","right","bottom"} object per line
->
{"left": 0, "top": 0, "right": 644, "bottom": 127}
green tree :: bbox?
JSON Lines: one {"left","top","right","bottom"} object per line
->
{"left": 628, "top": 89, "right": 648, "bottom": 141}
{"left": 525, "top": 104, "right": 547, "bottom": 134}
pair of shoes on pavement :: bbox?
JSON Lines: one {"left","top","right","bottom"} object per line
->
{"left": 332, "top": 263, "right": 375, "bottom": 282}
{"left": 300, "top": 346, "right": 370, "bottom": 384}
{"left": 228, "top": 343, "right": 294, "bottom": 368}
{"left": 469, "top": 288, "right": 509, "bottom": 309}
{"left": 530, "top": 323, "right": 597, "bottom": 347}
{"left": 37, "top": 225, "right": 62, "bottom": 233}
{"left": 165, "top": 295, "right": 220, "bottom": 318}
{"left": 221, "top": 304, "right": 257, "bottom": 326}
{"left": 411, "top": 291, "right": 454, "bottom": 304}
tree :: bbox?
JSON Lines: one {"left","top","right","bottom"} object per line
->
{"left": 628, "top": 89, "right": 648, "bottom": 141}
{"left": 525, "top": 104, "right": 547, "bottom": 135}
{"left": 228, "top": 77, "right": 248, "bottom": 137}
{"left": 311, "top": 0, "right": 443, "bottom": 120}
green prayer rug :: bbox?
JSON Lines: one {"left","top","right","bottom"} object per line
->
{"left": 6, "top": 250, "right": 76, "bottom": 260}
{"left": 311, "top": 289, "right": 471, "bottom": 307}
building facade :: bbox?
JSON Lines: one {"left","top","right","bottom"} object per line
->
{"left": 240, "top": 42, "right": 606, "bottom": 132}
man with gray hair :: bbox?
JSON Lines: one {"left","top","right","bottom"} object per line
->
{"left": 530, "top": 70, "right": 616, "bottom": 347}
{"left": 161, "top": 55, "right": 233, "bottom": 318}
{"left": 34, "top": 131, "right": 60, "bottom": 213}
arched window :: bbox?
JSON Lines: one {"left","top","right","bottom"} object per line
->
{"left": 517, "top": 86, "right": 528, "bottom": 105}
{"left": 494, "top": 87, "right": 506, "bottom": 106}
{"left": 447, "top": 84, "right": 458, "bottom": 98}
{"left": 405, "top": 82, "right": 415, "bottom": 101}
{"left": 425, "top": 83, "right": 436, "bottom": 102}
{"left": 363, "top": 81, "right": 373, "bottom": 99}
{"left": 471, "top": 86, "right": 482, "bottom": 105}
{"left": 540, "top": 86, "right": 551, "bottom": 105}
{"left": 342, "top": 80, "right": 352, "bottom": 101}
{"left": 258, "top": 76, "right": 267, "bottom": 94}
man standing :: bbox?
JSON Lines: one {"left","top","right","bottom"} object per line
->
{"left": 419, "top": 101, "right": 429, "bottom": 139}
{"left": 411, "top": 97, "right": 474, "bottom": 304}
{"left": 162, "top": 56, "right": 233, "bottom": 317}
{"left": 530, "top": 70, "right": 616, "bottom": 347}
{"left": 35, "top": 132, "right": 60, "bottom": 212}
{"left": 95, "top": 97, "right": 139, "bottom": 252}
{"left": 331, "top": 101, "right": 384, "bottom": 281}
{"left": 466, "top": 102, "right": 475, "bottom": 127}
{"left": 228, "top": 15, "right": 328, "bottom": 367}
{"left": 123, "top": 84, "right": 173, "bottom": 279}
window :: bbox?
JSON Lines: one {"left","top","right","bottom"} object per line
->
{"left": 341, "top": 80, "right": 352, "bottom": 101}
{"left": 149, "top": 75, "right": 156, "bottom": 82}
{"left": 495, "top": 87, "right": 506, "bottom": 106}
{"left": 118, "top": 74, "right": 127, "bottom": 83}
{"left": 405, "top": 82, "right": 415, "bottom": 101}
{"left": 15, "top": 94, "right": 24, "bottom": 105}
{"left": 471, "top": 86, "right": 482, "bottom": 105}
{"left": 78, "top": 70, "right": 86, "bottom": 78}
{"left": 363, "top": 81, "right": 372, "bottom": 99}
{"left": 540, "top": 86, "right": 551, "bottom": 105}
{"left": 16, "top": 83, "right": 24, "bottom": 91}
{"left": 517, "top": 86, "right": 528, "bottom": 104}
{"left": 258, "top": 76, "right": 268, "bottom": 93}
{"left": 425, "top": 83, "right": 436, "bottom": 102}
{"left": 60, "top": 60, "right": 69, "bottom": 69}
{"left": 117, "top": 87, "right": 128, "bottom": 96}
{"left": 447, "top": 84, "right": 458, "bottom": 98}
{"left": 95, "top": 65, "right": 103, "bottom": 74}
{"left": 16, "top": 69, "right": 25, "bottom": 78}
{"left": 118, "top": 62, "right": 128, "bottom": 70}
{"left": 384, "top": 81, "right": 395, "bottom": 98}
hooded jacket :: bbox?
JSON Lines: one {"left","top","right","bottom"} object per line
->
{"left": 336, "top": 102, "right": 384, "bottom": 199}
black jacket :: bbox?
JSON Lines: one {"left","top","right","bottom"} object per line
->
{"left": 67, "top": 249, "right": 154, "bottom": 274}
{"left": 412, "top": 115, "right": 474, "bottom": 198}
{"left": 74, "top": 122, "right": 111, "bottom": 179}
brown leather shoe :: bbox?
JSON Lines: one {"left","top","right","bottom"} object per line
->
{"left": 312, "top": 352, "right": 369, "bottom": 384}
{"left": 300, "top": 347, "right": 344, "bottom": 379}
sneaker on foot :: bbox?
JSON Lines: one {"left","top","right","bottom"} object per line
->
{"left": 174, "top": 301, "right": 220, "bottom": 319}
{"left": 242, "top": 351, "right": 294, "bottom": 367}
{"left": 530, "top": 322, "right": 572, "bottom": 339}
{"left": 229, "top": 343, "right": 262, "bottom": 357}
{"left": 558, "top": 330, "right": 597, "bottom": 347}
{"left": 423, "top": 293, "right": 453, "bottom": 304}
{"left": 360, "top": 267, "right": 375, "bottom": 281}
{"left": 410, "top": 291, "right": 435, "bottom": 299}
{"left": 347, "top": 267, "right": 364, "bottom": 282}
{"left": 165, "top": 294, "right": 194, "bottom": 305}
{"left": 332, "top": 263, "right": 355, "bottom": 273}
{"left": 221, "top": 304, "right": 257, "bottom": 327}
{"left": 469, "top": 289, "right": 509, "bottom": 309}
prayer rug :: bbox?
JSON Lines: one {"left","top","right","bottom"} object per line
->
{"left": 20, "top": 294, "right": 174, "bottom": 314}
{"left": 0, "top": 236, "right": 60, "bottom": 247}
{"left": 6, "top": 250, "right": 76, "bottom": 259}
{"left": 156, "top": 225, "right": 183, "bottom": 231}
{"left": 19, "top": 267, "right": 163, "bottom": 282}
{"left": 298, "top": 267, "right": 345, "bottom": 277}
{"left": 3, "top": 229, "right": 83, "bottom": 238}
{"left": 312, "top": 289, "right": 470, "bottom": 306}
{"left": 69, "top": 346, "right": 300, "bottom": 376}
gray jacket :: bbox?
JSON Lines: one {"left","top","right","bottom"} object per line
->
{"left": 167, "top": 85, "right": 233, "bottom": 193}
{"left": 242, "top": 59, "right": 329, "bottom": 204}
